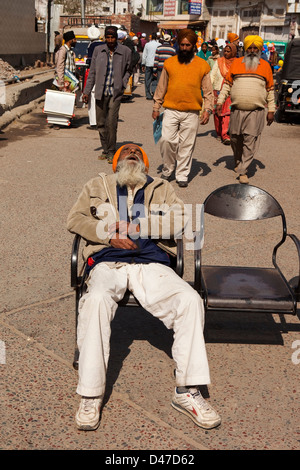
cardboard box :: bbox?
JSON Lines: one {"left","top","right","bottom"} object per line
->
{"left": 44, "top": 89, "right": 75, "bottom": 118}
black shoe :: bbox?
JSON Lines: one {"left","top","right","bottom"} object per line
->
{"left": 176, "top": 180, "right": 188, "bottom": 187}
{"left": 161, "top": 174, "right": 171, "bottom": 181}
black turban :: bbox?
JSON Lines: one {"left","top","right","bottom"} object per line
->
{"left": 63, "top": 30, "right": 75, "bottom": 42}
{"left": 105, "top": 26, "right": 118, "bottom": 39}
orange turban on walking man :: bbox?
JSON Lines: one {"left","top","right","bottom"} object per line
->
{"left": 177, "top": 29, "right": 197, "bottom": 46}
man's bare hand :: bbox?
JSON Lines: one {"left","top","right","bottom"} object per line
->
{"left": 267, "top": 112, "right": 274, "bottom": 126}
{"left": 82, "top": 93, "right": 89, "bottom": 104}
{"left": 108, "top": 221, "right": 139, "bottom": 249}
{"left": 199, "top": 110, "right": 210, "bottom": 125}
{"left": 109, "top": 235, "right": 138, "bottom": 250}
{"left": 109, "top": 221, "right": 139, "bottom": 237}
{"left": 152, "top": 110, "right": 160, "bottom": 120}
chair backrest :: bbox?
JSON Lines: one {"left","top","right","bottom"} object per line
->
{"left": 204, "top": 184, "right": 285, "bottom": 222}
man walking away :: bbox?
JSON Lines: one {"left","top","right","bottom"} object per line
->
{"left": 142, "top": 33, "right": 160, "bottom": 99}
{"left": 153, "top": 34, "right": 176, "bottom": 83}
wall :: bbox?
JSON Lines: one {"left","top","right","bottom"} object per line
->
{"left": 0, "top": 0, "right": 46, "bottom": 66}
{"left": 60, "top": 13, "right": 158, "bottom": 35}
{"left": 209, "top": 0, "right": 237, "bottom": 40}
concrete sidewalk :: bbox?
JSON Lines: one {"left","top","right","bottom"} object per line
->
{"left": 0, "top": 81, "right": 299, "bottom": 450}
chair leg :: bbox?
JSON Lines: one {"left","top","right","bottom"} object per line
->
{"left": 73, "top": 347, "right": 79, "bottom": 370}
{"left": 73, "top": 287, "right": 80, "bottom": 370}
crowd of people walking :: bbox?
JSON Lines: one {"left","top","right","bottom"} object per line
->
{"left": 74, "top": 26, "right": 276, "bottom": 186}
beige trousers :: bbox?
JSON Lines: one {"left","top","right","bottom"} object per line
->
{"left": 230, "top": 133, "right": 262, "bottom": 176}
{"left": 160, "top": 108, "right": 199, "bottom": 182}
{"left": 229, "top": 108, "right": 265, "bottom": 176}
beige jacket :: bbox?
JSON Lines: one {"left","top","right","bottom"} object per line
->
{"left": 67, "top": 173, "right": 186, "bottom": 261}
{"left": 55, "top": 44, "right": 75, "bottom": 87}
{"left": 210, "top": 61, "right": 224, "bottom": 91}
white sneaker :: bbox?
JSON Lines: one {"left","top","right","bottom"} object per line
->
{"left": 171, "top": 387, "right": 221, "bottom": 429}
{"left": 75, "top": 397, "right": 102, "bottom": 431}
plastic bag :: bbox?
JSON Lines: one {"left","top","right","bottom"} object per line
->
{"left": 153, "top": 112, "right": 163, "bottom": 144}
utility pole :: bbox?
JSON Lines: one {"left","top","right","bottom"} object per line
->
{"left": 81, "top": 0, "right": 86, "bottom": 25}
{"left": 47, "top": 0, "right": 54, "bottom": 62}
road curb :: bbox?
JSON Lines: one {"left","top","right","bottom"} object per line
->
{"left": 0, "top": 71, "right": 54, "bottom": 130}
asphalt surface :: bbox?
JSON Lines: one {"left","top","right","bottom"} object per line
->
{"left": 0, "top": 79, "right": 299, "bottom": 451}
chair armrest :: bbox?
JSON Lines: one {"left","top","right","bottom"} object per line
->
{"left": 71, "top": 234, "right": 82, "bottom": 288}
{"left": 71, "top": 236, "right": 185, "bottom": 286}
{"left": 175, "top": 238, "right": 184, "bottom": 278}
{"left": 193, "top": 231, "right": 202, "bottom": 292}
{"left": 287, "top": 233, "right": 300, "bottom": 300}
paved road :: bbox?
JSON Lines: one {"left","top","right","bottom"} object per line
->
{"left": 0, "top": 82, "right": 299, "bottom": 450}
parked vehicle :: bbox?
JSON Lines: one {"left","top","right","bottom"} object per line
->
{"left": 272, "top": 41, "right": 288, "bottom": 61}
{"left": 275, "top": 38, "right": 300, "bottom": 122}
{"left": 73, "top": 34, "right": 90, "bottom": 80}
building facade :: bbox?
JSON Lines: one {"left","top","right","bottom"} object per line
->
{"left": 206, "top": 0, "right": 299, "bottom": 43}
{"left": 0, "top": 0, "right": 46, "bottom": 66}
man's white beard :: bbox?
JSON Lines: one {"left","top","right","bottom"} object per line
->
{"left": 243, "top": 51, "right": 261, "bottom": 71}
{"left": 116, "top": 158, "right": 147, "bottom": 187}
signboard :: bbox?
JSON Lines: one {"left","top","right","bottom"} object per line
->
{"left": 164, "top": 0, "right": 176, "bottom": 16}
{"left": 188, "top": 0, "right": 202, "bottom": 15}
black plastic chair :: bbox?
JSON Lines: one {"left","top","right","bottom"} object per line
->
{"left": 71, "top": 234, "right": 184, "bottom": 369}
{"left": 194, "top": 184, "right": 300, "bottom": 316}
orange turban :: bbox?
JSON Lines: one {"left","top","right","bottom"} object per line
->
{"left": 244, "top": 35, "right": 264, "bottom": 51}
{"left": 177, "top": 29, "right": 197, "bottom": 46}
{"left": 227, "top": 33, "right": 239, "bottom": 43}
{"left": 112, "top": 145, "right": 149, "bottom": 173}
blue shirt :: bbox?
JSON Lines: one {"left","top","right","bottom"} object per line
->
{"left": 86, "top": 176, "right": 171, "bottom": 273}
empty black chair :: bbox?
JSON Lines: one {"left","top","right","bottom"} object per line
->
{"left": 194, "top": 184, "right": 300, "bottom": 316}
{"left": 71, "top": 234, "right": 184, "bottom": 369}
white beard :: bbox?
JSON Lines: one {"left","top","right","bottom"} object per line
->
{"left": 116, "top": 158, "right": 147, "bottom": 188}
{"left": 243, "top": 52, "right": 261, "bottom": 71}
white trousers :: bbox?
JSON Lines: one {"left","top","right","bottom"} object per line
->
{"left": 160, "top": 108, "right": 200, "bottom": 182}
{"left": 76, "top": 262, "right": 210, "bottom": 397}
{"left": 88, "top": 85, "right": 96, "bottom": 126}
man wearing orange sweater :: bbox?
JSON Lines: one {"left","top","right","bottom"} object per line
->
{"left": 216, "top": 35, "right": 275, "bottom": 184}
{"left": 152, "top": 29, "right": 214, "bottom": 187}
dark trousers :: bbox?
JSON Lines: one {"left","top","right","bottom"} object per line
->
{"left": 96, "top": 95, "right": 121, "bottom": 156}
{"left": 144, "top": 66, "right": 157, "bottom": 99}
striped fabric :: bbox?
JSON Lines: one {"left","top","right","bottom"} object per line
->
{"left": 225, "top": 57, "right": 274, "bottom": 92}
{"left": 153, "top": 42, "right": 176, "bottom": 73}
{"left": 65, "top": 46, "right": 76, "bottom": 74}
{"left": 104, "top": 52, "right": 114, "bottom": 96}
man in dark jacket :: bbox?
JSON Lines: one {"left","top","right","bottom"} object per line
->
{"left": 82, "top": 26, "right": 131, "bottom": 162}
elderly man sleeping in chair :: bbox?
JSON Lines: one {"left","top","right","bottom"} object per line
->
{"left": 67, "top": 143, "right": 221, "bottom": 431}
